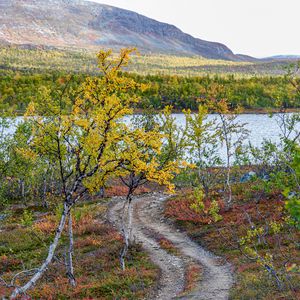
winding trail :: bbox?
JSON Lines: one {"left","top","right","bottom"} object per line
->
{"left": 107, "top": 193, "right": 234, "bottom": 300}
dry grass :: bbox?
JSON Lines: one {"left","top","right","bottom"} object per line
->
{"left": 0, "top": 200, "right": 158, "bottom": 299}
{"left": 165, "top": 184, "right": 300, "bottom": 300}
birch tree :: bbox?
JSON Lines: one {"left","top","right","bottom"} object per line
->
{"left": 118, "top": 111, "right": 180, "bottom": 270}
{"left": 10, "top": 48, "right": 144, "bottom": 298}
{"left": 210, "top": 99, "right": 249, "bottom": 208}
{"left": 185, "top": 105, "right": 222, "bottom": 195}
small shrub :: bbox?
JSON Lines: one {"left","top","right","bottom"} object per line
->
{"left": 20, "top": 209, "right": 33, "bottom": 227}
{"left": 157, "top": 237, "right": 179, "bottom": 255}
{"left": 33, "top": 215, "right": 56, "bottom": 234}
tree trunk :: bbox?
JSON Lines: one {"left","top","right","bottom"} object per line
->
{"left": 225, "top": 137, "right": 232, "bottom": 209}
{"left": 50, "top": 169, "right": 55, "bottom": 194}
{"left": 20, "top": 179, "right": 25, "bottom": 200}
{"left": 127, "top": 197, "right": 133, "bottom": 243}
{"left": 120, "top": 196, "right": 132, "bottom": 271}
{"left": 10, "top": 202, "right": 70, "bottom": 299}
{"left": 42, "top": 177, "right": 48, "bottom": 208}
{"left": 226, "top": 166, "right": 232, "bottom": 208}
{"left": 66, "top": 210, "right": 76, "bottom": 286}
{"left": 119, "top": 229, "right": 129, "bottom": 271}
{"left": 99, "top": 186, "right": 105, "bottom": 198}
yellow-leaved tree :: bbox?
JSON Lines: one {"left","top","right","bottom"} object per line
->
{"left": 11, "top": 48, "right": 148, "bottom": 298}
{"left": 117, "top": 116, "right": 181, "bottom": 269}
{"left": 115, "top": 105, "right": 189, "bottom": 269}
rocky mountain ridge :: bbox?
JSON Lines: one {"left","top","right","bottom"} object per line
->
{"left": 0, "top": 0, "right": 250, "bottom": 61}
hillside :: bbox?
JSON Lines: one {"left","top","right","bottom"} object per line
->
{"left": 0, "top": 45, "right": 294, "bottom": 77}
{"left": 0, "top": 0, "right": 247, "bottom": 61}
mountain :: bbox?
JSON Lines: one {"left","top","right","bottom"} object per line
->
{"left": 0, "top": 0, "right": 249, "bottom": 61}
{"left": 265, "top": 55, "right": 300, "bottom": 61}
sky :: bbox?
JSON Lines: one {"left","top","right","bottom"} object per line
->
{"left": 87, "top": 0, "right": 300, "bottom": 58}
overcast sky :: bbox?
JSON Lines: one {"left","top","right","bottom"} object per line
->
{"left": 87, "top": 0, "right": 300, "bottom": 58}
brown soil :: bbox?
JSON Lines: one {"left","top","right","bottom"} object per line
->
{"left": 107, "top": 193, "right": 234, "bottom": 300}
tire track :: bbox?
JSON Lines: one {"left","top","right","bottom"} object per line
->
{"left": 107, "top": 193, "right": 234, "bottom": 300}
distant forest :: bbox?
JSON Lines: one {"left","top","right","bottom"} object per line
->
{"left": 0, "top": 69, "right": 299, "bottom": 112}
{"left": 0, "top": 46, "right": 300, "bottom": 112}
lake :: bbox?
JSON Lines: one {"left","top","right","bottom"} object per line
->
{"left": 128, "top": 113, "right": 300, "bottom": 162}
{"left": 170, "top": 113, "right": 296, "bottom": 146}
{"left": 178, "top": 113, "right": 299, "bottom": 161}
{"left": 3, "top": 113, "right": 300, "bottom": 163}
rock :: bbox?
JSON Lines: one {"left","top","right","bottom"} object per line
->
{"left": 262, "top": 174, "right": 270, "bottom": 181}
{"left": 240, "top": 171, "right": 256, "bottom": 183}
{"left": 287, "top": 191, "right": 297, "bottom": 199}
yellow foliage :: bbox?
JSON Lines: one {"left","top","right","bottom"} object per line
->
{"left": 23, "top": 48, "right": 181, "bottom": 200}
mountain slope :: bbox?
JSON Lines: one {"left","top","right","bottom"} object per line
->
{"left": 0, "top": 0, "right": 245, "bottom": 61}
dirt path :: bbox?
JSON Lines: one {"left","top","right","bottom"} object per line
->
{"left": 107, "top": 193, "right": 234, "bottom": 300}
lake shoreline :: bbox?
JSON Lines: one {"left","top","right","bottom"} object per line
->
{"left": 9, "top": 107, "right": 300, "bottom": 116}
{"left": 133, "top": 107, "right": 300, "bottom": 115}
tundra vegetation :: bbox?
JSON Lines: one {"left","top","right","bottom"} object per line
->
{"left": 165, "top": 68, "right": 300, "bottom": 298}
{"left": 0, "top": 49, "right": 299, "bottom": 299}
{"left": 0, "top": 46, "right": 293, "bottom": 76}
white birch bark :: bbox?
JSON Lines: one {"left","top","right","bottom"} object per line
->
{"left": 120, "top": 197, "right": 132, "bottom": 270}
{"left": 10, "top": 203, "right": 70, "bottom": 299}
{"left": 66, "top": 210, "right": 76, "bottom": 286}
